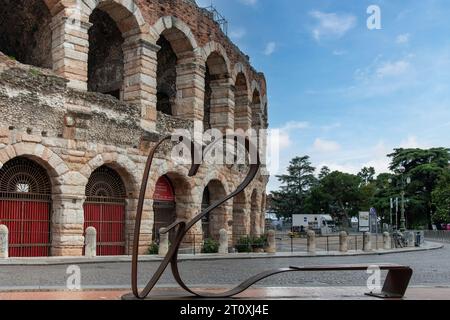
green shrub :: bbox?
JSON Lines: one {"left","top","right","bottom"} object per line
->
{"left": 251, "top": 235, "right": 268, "bottom": 249}
{"left": 202, "top": 238, "right": 219, "bottom": 254}
{"left": 235, "top": 236, "right": 252, "bottom": 253}
{"left": 148, "top": 243, "right": 159, "bottom": 255}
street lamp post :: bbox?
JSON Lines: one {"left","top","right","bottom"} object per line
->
{"left": 389, "top": 166, "right": 411, "bottom": 232}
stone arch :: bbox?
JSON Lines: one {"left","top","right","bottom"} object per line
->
{"left": 80, "top": 153, "right": 139, "bottom": 197}
{"left": 232, "top": 62, "right": 251, "bottom": 90}
{"left": 203, "top": 42, "right": 234, "bottom": 132}
{"left": 250, "top": 189, "right": 261, "bottom": 237}
{"left": 81, "top": 0, "right": 147, "bottom": 35}
{"left": 251, "top": 87, "right": 263, "bottom": 129}
{"left": 151, "top": 16, "right": 199, "bottom": 55}
{"left": 152, "top": 17, "right": 200, "bottom": 117}
{"left": 0, "top": 0, "right": 53, "bottom": 69}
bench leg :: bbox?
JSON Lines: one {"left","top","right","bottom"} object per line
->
{"left": 366, "top": 268, "right": 413, "bottom": 299}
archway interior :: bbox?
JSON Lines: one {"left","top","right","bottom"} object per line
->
{"left": 251, "top": 89, "right": 262, "bottom": 129}
{"left": 204, "top": 52, "right": 229, "bottom": 130}
{"left": 153, "top": 175, "right": 176, "bottom": 242}
{"left": 250, "top": 190, "right": 259, "bottom": 237}
{"left": 156, "top": 35, "right": 177, "bottom": 116}
{"left": 234, "top": 72, "right": 249, "bottom": 130}
{"left": 0, "top": 157, "right": 52, "bottom": 257}
{"left": 202, "top": 180, "right": 227, "bottom": 241}
{"left": 88, "top": 8, "right": 124, "bottom": 99}
{"left": 0, "top": 0, "right": 52, "bottom": 68}
{"left": 232, "top": 191, "right": 247, "bottom": 244}
{"left": 84, "top": 166, "right": 126, "bottom": 256}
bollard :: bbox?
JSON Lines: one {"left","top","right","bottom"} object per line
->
{"left": 266, "top": 230, "right": 276, "bottom": 254}
{"left": 405, "top": 231, "right": 415, "bottom": 248}
{"left": 307, "top": 230, "right": 316, "bottom": 254}
{"left": 0, "top": 225, "right": 8, "bottom": 259}
{"left": 219, "top": 229, "right": 228, "bottom": 255}
{"left": 339, "top": 231, "right": 348, "bottom": 253}
{"left": 84, "top": 227, "right": 97, "bottom": 258}
{"left": 363, "top": 232, "right": 372, "bottom": 251}
{"left": 159, "top": 228, "right": 169, "bottom": 257}
{"left": 383, "top": 232, "right": 391, "bottom": 250}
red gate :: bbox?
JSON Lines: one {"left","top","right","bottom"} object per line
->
{"left": 0, "top": 158, "right": 51, "bottom": 257}
{"left": 84, "top": 166, "right": 126, "bottom": 256}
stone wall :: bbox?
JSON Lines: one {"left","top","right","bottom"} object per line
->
{"left": 0, "top": 0, "right": 269, "bottom": 257}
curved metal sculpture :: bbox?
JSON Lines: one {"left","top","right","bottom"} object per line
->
{"left": 129, "top": 135, "right": 413, "bottom": 300}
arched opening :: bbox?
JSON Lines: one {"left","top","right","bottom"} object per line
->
{"left": 250, "top": 189, "right": 260, "bottom": 237}
{"left": 204, "top": 52, "right": 230, "bottom": 130}
{"left": 88, "top": 8, "right": 124, "bottom": 99}
{"left": 156, "top": 36, "right": 177, "bottom": 116}
{"left": 234, "top": 72, "right": 250, "bottom": 131}
{"left": 232, "top": 191, "right": 248, "bottom": 244}
{"left": 251, "top": 89, "right": 262, "bottom": 129}
{"left": 202, "top": 180, "right": 228, "bottom": 240}
{"left": 0, "top": 0, "right": 52, "bottom": 69}
{"left": 84, "top": 166, "right": 126, "bottom": 256}
{"left": 0, "top": 157, "right": 52, "bottom": 257}
{"left": 153, "top": 175, "right": 176, "bottom": 242}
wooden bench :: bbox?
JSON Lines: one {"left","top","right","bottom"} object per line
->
{"left": 289, "top": 263, "right": 413, "bottom": 298}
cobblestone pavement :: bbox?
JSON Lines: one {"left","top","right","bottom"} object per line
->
{"left": 0, "top": 244, "right": 448, "bottom": 290}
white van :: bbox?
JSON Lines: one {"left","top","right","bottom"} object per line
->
{"left": 292, "top": 214, "right": 336, "bottom": 235}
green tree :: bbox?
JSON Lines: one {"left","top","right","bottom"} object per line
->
{"left": 358, "top": 167, "right": 376, "bottom": 186}
{"left": 271, "top": 156, "right": 317, "bottom": 219}
{"left": 432, "top": 170, "right": 450, "bottom": 224}
{"left": 388, "top": 148, "right": 450, "bottom": 228}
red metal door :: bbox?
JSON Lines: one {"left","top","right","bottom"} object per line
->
{"left": 84, "top": 166, "right": 126, "bottom": 256}
{"left": 83, "top": 201, "right": 125, "bottom": 256}
{"left": 0, "top": 158, "right": 52, "bottom": 257}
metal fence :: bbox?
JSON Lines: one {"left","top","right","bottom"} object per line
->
{"left": 424, "top": 230, "right": 450, "bottom": 243}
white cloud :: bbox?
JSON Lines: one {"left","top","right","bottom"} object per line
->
{"left": 396, "top": 33, "right": 410, "bottom": 44}
{"left": 376, "top": 60, "right": 410, "bottom": 78}
{"left": 313, "top": 138, "right": 341, "bottom": 153}
{"left": 333, "top": 50, "right": 347, "bottom": 56}
{"left": 229, "top": 27, "right": 247, "bottom": 40}
{"left": 238, "top": 0, "right": 258, "bottom": 6}
{"left": 309, "top": 11, "right": 356, "bottom": 41}
{"left": 281, "top": 121, "right": 310, "bottom": 131}
{"left": 263, "top": 42, "right": 276, "bottom": 56}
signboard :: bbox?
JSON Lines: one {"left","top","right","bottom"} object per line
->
{"left": 369, "top": 207, "right": 378, "bottom": 234}
{"left": 359, "top": 211, "right": 370, "bottom": 232}
{"left": 153, "top": 176, "right": 175, "bottom": 202}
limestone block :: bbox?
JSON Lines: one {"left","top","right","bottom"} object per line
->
{"left": 0, "top": 225, "right": 8, "bottom": 259}
{"left": 363, "top": 232, "right": 372, "bottom": 251}
{"left": 383, "top": 232, "right": 391, "bottom": 250}
{"left": 158, "top": 228, "right": 169, "bottom": 257}
{"left": 307, "top": 230, "right": 316, "bottom": 254}
{"left": 84, "top": 227, "right": 97, "bottom": 258}
{"left": 339, "top": 231, "right": 348, "bottom": 253}
{"left": 219, "top": 229, "right": 228, "bottom": 255}
{"left": 266, "top": 230, "right": 276, "bottom": 254}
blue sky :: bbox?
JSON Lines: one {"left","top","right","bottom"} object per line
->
{"left": 197, "top": 0, "right": 450, "bottom": 192}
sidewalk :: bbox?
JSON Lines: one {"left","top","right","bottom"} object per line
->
{"left": 0, "top": 242, "right": 443, "bottom": 266}
{"left": 0, "top": 286, "right": 449, "bottom": 300}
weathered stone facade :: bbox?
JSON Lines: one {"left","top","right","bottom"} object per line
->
{"left": 0, "top": 0, "right": 268, "bottom": 257}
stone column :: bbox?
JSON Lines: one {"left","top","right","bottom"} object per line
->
{"left": 307, "top": 230, "right": 316, "bottom": 254}
{"left": 266, "top": 230, "right": 276, "bottom": 254}
{"left": 339, "top": 231, "right": 348, "bottom": 253}
{"left": 383, "top": 232, "right": 391, "bottom": 250}
{"left": 175, "top": 58, "right": 206, "bottom": 122}
{"left": 122, "top": 39, "right": 160, "bottom": 132}
{"left": 219, "top": 229, "right": 228, "bottom": 255}
{"left": 50, "top": 8, "right": 92, "bottom": 91}
{"left": 51, "top": 194, "right": 85, "bottom": 256}
{"left": 158, "top": 228, "right": 169, "bottom": 257}
{"left": 234, "top": 97, "right": 251, "bottom": 131}
{"left": 363, "top": 232, "right": 372, "bottom": 252}
{"left": 0, "top": 225, "right": 8, "bottom": 259}
{"left": 209, "top": 78, "right": 235, "bottom": 133}
{"left": 84, "top": 227, "right": 97, "bottom": 258}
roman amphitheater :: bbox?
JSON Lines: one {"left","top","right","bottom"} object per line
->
{"left": 0, "top": 0, "right": 269, "bottom": 257}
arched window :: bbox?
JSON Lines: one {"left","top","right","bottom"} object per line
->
{"left": 88, "top": 8, "right": 124, "bottom": 99}
{"left": 0, "top": 0, "right": 52, "bottom": 69}
{"left": 234, "top": 72, "right": 250, "bottom": 130}
{"left": 156, "top": 36, "right": 177, "bottom": 116}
